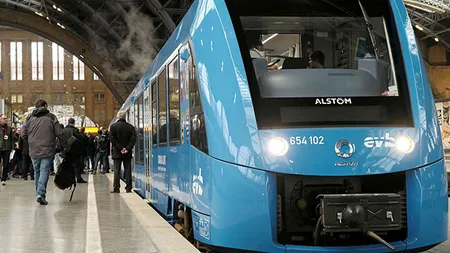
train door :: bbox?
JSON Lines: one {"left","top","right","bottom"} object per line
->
{"left": 144, "top": 86, "right": 152, "bottom": 200}
{"left": 177, "top": 44, "right": 193, "bottom": 205}
{"left": 150, "top": 66, "right": 171, "bottom": 215}
{"left": 150, "top": 81, "right": 157, "bottom": 204}
{"left": 166, "top": 55, "right": 182, "bottom": 204}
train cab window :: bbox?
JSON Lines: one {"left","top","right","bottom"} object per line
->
{"left": 226, "top": 0, "right": 412, "bottom": 128}
{"left": 168, "top": 57, "right": 180, "bottom": 144}
{"left": 187, "top": 45, "right": 208, "bottom": 153}
{"left": 158, "top": 68, "right": 168, "bottom": 146}
{"left": 189, "top": 60, "right": 202, "bottom": 110}
{"left": 151, "top": 81, "right": 157, "bottom": 147}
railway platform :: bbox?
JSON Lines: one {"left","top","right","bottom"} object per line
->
{"left": 0, "top": 173, "right": 199, "bottom": 253}
{"left": 0, "top": 170, "right": 449, "bottom": 253}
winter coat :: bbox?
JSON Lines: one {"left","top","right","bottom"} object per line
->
{"left": 95, "top": 134, "right": 110, "bottom": 153}
{"left": 21, "top": 107, "right": 66, "bottom": 158}
{"left": 87, "top": 135, "right": 96, "bottom": 156}
{"left": 19, "top": 136, "right": 29, "bottom": 156}
{"left": 62, "top": 125, "right": 86, "bottom": 157}
{"left": 13, "top": 133, "right": 22, "bottom": 156}
{"left": 0, "top": 124, "right": 13, "bottom": 151}
{"left": 110, "top": 119, "right": 136, "bottom": 160}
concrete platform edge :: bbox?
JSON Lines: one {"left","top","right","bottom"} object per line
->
{"left": 105, "top": 174, "right": 200, "bottom": 253}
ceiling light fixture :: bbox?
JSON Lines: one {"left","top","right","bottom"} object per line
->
{"left": 406, "top": 3, "right": 436, "bottom": 12}
{"left": 57, "top": 23, "right": 66, "bottom": 29}
{"left": 415, "top": 24, "right": 424, "bottom": 31}
{"left": 404, "top": 0, "right": 447, "bottom": 14}
{"left": 262, "top": 33, "right": 279, "bottom": 44}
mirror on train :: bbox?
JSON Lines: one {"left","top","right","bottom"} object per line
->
{"left": 180, "top": 48, "right": 190, "bottom": 62}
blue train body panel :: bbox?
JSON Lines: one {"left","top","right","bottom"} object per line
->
{"left": 134, "top": 163, "right": 146, "bottom": 197}
{"left": 113, "top": 0, "right": 448, "bottom": 251}
{"left": 202, "top": 156, "right": 448, "bottom": 252}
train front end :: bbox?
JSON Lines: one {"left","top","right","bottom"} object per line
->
{"left": 196, "top": 0, "right": 448, "bottom": 252}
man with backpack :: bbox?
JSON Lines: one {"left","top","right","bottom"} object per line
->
{"left": 62, "top": 118, "right": 87, "bottom": 183}
{"left": 21, "top": 99, "right": 67, "bottom": 205}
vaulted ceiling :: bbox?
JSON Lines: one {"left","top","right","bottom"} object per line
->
{"left": 0, "top": 0, "right": 192, "bottom": 103}
{"left": 406, "top": 0, "right": 450, "bottom": 53}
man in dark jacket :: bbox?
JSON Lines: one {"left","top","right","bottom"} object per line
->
{"left": 94, "top": 128, "right": 110, "bottom": 174}
{"left": 62, "top": 118, "right": 87, "bottom": 183}
{"left": 21, "top": 99, "right": 67, "bottom": 205}
{"left": 79, "top": 127, "right": 89, "bottom": 172}
{"left": 0, "top": 113, "right": 14, "bottom": 185}
{"left": 10, "top": 127, "right": 23, "bottom": 178}
{"left": 110, "top": 111, "right": 136, "bottom": 193}
{"left": 19, "top": 131, "right": 34, "bottom": 180}
{"left": 86, "top": 132, "right": 96, "bottom": 172}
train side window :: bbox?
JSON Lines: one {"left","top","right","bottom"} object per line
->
{"left": 189, "top": 60, "right": 201, "bottom": 109}
{"left": 188, "top": 45, "right": 208, "bottom": 153}
{"left": 158, "top": 68, "right": 168, "bottom": 146}
{"left": 143, "top": 87, "right": 151, "bottom": 155}
{"left": 129, "top": 105, "right": 135, "bottom": 159}
{"left": 127, "top": 108, "right": 132, "bottom": 126}
{"left": 168, "top": 57, "right": 180, "bottom": 145}
{"left": 151, "top": 81, "right": 157, "bottom": 147}
{"left": 136, "top": 95, "right": 144, "bottom": 164}
{"left": 133, "top": 101, "right": 137, "bottom": 162}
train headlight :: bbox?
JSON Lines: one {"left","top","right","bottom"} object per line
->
{"left": 396, "top": 135, "right": 415, "bottom": 153}
{"left": 268, "top": 137, "right": 289, "bottom": 156}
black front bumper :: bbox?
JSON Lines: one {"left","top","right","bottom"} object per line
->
{"left": 319, "top": 193, "right": 402, "bottom": 233}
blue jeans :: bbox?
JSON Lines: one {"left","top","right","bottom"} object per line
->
{"left": 87, "top": 155, "right": 95, "bottom": 170}
{"left": 95, "top": 152, "right": 109, "bottom": 172}
{"left": 31, "top": 156, "right": 54, "bottom": 199}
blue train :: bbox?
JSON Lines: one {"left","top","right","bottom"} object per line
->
{"left": 112, "top": 0, "right": 448, "bottom": 252}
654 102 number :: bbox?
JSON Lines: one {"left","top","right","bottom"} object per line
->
{"left": 289, "top": 136, "right": 324, "bottom": 145}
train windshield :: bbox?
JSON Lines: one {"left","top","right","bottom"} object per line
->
{"left": 225, "top": 0, "right": 412, "bottom": 128}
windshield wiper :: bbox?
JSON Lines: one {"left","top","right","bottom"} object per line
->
{"left": 358, "top": 0, "right": 379, "bottom": 61}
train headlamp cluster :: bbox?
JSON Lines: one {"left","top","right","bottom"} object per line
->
{"left": 267, "top": 135, "right": 413, "bottom": 156}
{"left": 395, "top": 135, "right": 415, "bottom": 153}
{"left": 268, "top": 137, "right": 289, "bottom": 156}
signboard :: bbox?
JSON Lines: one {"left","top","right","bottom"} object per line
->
{"left": 436, "top": 101, "right": 450, "bottom": 150}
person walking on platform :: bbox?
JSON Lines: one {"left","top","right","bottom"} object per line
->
{"left": 94, "top": 128, "right": 110, "bottom": 174}
{"left": 21, "top": 99, "right": 67, "bottom": 205}
{"left": 110, "top": 111, "right": 136, "bottom": 193}
{"left": 62, "top": 118, "right": 87, "bottom": 183}
{"left": 19, "top": 133, "right": 34, "bottom": 180}
{"left": 86, "top": 132, "right": 96, "bottom": 173}
{"left": 10, "top": 127, "right": 23, "bottom": 178}
{"left": 0, "top": 114, "right": 13, "bottom": 185}
{"left": 79, "top": 127, "right": 89, "bottom": 173}
{"left": 102, "top": 129, "right": 111, "bottom": 173}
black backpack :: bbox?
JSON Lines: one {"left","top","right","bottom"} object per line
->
{"left": 54, "top": 159, "right": 77, "bottom": 201}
